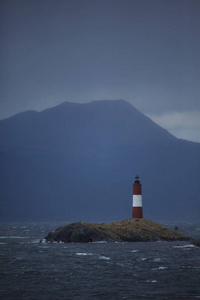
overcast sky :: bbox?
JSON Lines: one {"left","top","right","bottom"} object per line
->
{"left": 1, "top": 0, "right": 200, "bottom": 142}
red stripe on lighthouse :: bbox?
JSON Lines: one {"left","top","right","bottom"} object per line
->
{"left": 132, "top": 175, "right": 143, "bottom": 219}
{"left": 133, "top": 184, "right": 141, "bottom": 195}
{"left": 132, "top": 207, "right": 143, "bottom": 218}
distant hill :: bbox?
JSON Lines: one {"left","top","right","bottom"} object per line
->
{"left": 0, "top": 100, "right": 200, "bottom": 222}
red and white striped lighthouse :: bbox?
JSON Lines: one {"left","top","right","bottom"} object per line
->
{"left": 132, "top": 175, "right": 143, "bottom": 218}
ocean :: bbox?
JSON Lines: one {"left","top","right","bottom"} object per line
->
{"left": 0, "top": 221, "right": 200, "bottom": 300}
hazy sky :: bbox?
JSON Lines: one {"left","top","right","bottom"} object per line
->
{"left": 1, "top": 0, "right": 200, "bottom": 142}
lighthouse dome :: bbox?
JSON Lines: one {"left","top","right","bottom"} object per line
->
{"left": 134, "top": 175, "right": 140, "bottom": 184}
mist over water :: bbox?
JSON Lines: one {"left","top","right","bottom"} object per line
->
{"left": 0, "top": 222, "right": 200, "bottom": 300}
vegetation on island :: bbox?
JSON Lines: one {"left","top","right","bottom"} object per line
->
{"left": 45, "top": 218, "right": 189, "bottom": 243}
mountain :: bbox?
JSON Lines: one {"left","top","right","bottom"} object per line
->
{"left": 0, "top": 100, "right": 200, "bottom": 222}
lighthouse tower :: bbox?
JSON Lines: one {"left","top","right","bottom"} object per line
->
{"left": 132, "top": 175, "right": 143, "bottom": 218}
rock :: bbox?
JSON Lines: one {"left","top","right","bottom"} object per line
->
{"left": 45, "top": 219, "right": 190, "bottom": 243}
{"left": 192, "top": 239, "right": 200, "bottom": 247}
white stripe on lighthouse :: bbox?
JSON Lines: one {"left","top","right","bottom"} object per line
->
{"left": 133, "top": 195, "right": 142, "bottom": 207}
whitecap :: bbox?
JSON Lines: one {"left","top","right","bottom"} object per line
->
{"left": 131, "top": 250, "right": 139, "bottom": 253}
{"left": 38, "top": 239, "right": 46, "bottom": 244}
{"left": 99, "top": 256, "right": 110, "bottom": 260}
{"left": 158, "top": 266, "right": 168, "bottom": 270}
{"left": 174, "top": 244, "right": 195, "bottom": 249}
{"left": 146, "top": 280, "right": 157, "bottom": 283}
{"left": 153, "top": 258, "right": 161, "bottom": 262}
{"left": 92, "top": 241, "right": 107, "bottom": 244}
{"left": 183, "top": 244, "right": 195, "bottom": 248}
{"left": 76, "top": 253, "right": 93, "bottom": 256}
{"left": 116, "top": 263, "right": 125, "bottom": 267}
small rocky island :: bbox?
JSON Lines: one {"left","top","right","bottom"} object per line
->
{"left": 45, "top": 218, "right": 189, "bottom": 243}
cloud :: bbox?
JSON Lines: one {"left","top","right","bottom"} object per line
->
{"left": 147, "top": 111, "right": 200, "bottom": 143}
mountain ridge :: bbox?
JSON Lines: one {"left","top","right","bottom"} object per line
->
{"left": 0, "top": 99, "right": 176, "bottom": 152}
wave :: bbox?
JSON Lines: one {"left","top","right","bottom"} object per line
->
{"left": 173, "top": 244, "right": 196, "bottom": 249}
{"left": 158, "top": 266, "right": 168, "bottom": 270}
{"left": 92, "top": 241, "right": 107, "bottom": 244}
{"left": 0, "top": 236, "right": 29, "bottom": 239}
{"left": 99, "top": 256, "right": 110, "bottom": 260}
{"left": 76, "top": 252, "right": 94, "bottom": 256}
{"left": 153, "top": 258, "right": 161, "bottom": 262}
{"left": 75, "top": 253, "right": 110, "bottom": 260}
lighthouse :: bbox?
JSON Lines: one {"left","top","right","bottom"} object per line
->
{"left": 132, "top": 175, "right": 143, "bottom": 218}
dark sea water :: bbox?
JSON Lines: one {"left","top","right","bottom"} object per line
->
{"left": 0, "top": 221, "right": 200, "bottom": 300}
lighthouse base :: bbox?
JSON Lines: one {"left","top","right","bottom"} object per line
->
{"left": 132, "top": 207, "right": 143, "bottom": 218}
